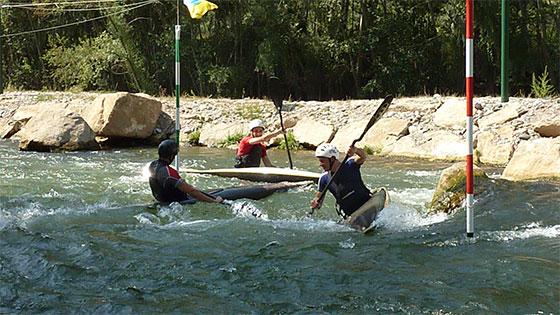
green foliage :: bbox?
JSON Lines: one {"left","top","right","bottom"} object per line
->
{"left": 277, "top": 130, "right": 301, "bottom": 150}
{"left": 531, "top": 66, "right": 556, "bottom": 98}
{"left": 187, "top": 130, "right": 201, "bottom": 145}
{"left": 1, "top": 0, "right": 558, "bottom": 98}
{"left": 35, "top": 94, "right": 54, "bottom": 102}
{"left": 218, "top": 132, "right": 245, "bottom": 148}
{"left": 207, "top": 65, "right": 232, "bottom": 96}
{"left": 363, "top": 145, "right": 382, "bottom": 155}
{"left": 43, "top": 32, "right": 126, "bottom": 91}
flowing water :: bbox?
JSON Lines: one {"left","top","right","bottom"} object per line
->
{"left": 0, "top": 140, "right": 558, "bottom": 314}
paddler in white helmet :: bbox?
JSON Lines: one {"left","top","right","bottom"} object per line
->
{"left": 311, "top": 143, "right": 383, "bottom": 230}
{"left": 234, "top": 119, "right": 295, "bottom": 168}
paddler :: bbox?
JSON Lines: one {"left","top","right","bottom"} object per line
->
{"left": 148, "top": 139, "right": 223, "bottom": 204}
{"left": 234, "top": 119, "right": 295, "bottom": 168}
{"left": 310, "top": 143, "right": 383, "bottom": 230}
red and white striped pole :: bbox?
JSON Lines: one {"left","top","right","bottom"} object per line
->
{"left": 465, "top": 0, "right": 474, "bottom": 237}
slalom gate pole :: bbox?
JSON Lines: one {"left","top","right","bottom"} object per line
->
{"left": 465, "top": 0, "right": 474, "bottom": 237}
{"left": 174, "top": 0, "right": 181, "bottom": 171}
{"left": 501, "top": 0, "right": 509, "bottom": 102}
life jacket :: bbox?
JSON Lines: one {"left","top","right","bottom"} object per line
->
{"left": 321, "top": 159, "right": 371, "bottom": 216}
{"left": 234, "top": 144, "right": 263, "bottom": 168}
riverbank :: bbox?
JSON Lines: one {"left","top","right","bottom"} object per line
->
{"left": 0, "top": 90, "right": 559, "bottom": 181}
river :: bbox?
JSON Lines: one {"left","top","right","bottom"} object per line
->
{"left": 0, "top": 140, "right": 558, "bottom": 313}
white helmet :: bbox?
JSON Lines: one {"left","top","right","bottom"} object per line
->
{"left": 249, "top": 119, "right": 265, "bottom": 131}
{"left": 315, "top": 143, "right": 339, "bottom": 159}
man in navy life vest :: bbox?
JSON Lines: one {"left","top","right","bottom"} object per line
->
{"left": 148, "top": 139, "right": 223, "bottom": 204}
{"left": 310, "top": 143, "right": 372, "bottom": 219}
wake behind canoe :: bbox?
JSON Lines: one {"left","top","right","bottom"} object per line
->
{"left": 182, "top": 167, "right": 321, "bottom": 183}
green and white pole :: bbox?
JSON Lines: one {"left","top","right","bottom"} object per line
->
{"left": 174, "top": 1, "right": 181, "bottom": 170}
{"left": 501, "top": 0, "right": 510, "bottom": 102}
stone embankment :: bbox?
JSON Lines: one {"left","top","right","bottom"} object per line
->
{"left": 0, "top": 91, "right": 559, "bottom": 182}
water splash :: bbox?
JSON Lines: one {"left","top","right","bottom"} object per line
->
{"left": 228, "top": 200, "right": 268, "bottom": 220}
{"left": 375, "top": 204, "right": 448, "bottom": 232}
{"left": 429, "top": 223, "right": 560, "bottom": 247}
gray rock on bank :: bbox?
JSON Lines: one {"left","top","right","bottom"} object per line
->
{"left": 82, "top": 92, "right": 161, "bottom": 139}
{"left": 0, "top": 91, "right": 558, "bottom": 182}
{"left": 18, "top": 107, "right": 99, "bottom": 152}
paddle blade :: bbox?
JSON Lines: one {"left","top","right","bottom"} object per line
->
{"left": 268, "top": 76, "right": 284, "bottom": 110}
{"left": 355, "top": 95, "right": 393, "bottom": 144}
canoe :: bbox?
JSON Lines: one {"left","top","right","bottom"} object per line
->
{"left": 182, "top": 167, "right": 321, "bottom": 183}
{"left": 347, "top": 187, "right": 390, "bottom": 234}
{"left": 156, "top": 181, "right": 310, "bottom": 206}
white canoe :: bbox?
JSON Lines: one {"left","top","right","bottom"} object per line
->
{"left": 182, "top": 167, "right": 321, "bottom": 183}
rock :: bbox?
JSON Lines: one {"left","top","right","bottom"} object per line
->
{"left": 146, "top": 111, "right": 175, "bottom": 145}
{"left": 388, "top": 130, "right": 464, "bottom": 160}
{"left": 476, "top": 126, "right": 514, "bottom": 165}
{"left": 1, "top": 105, "right": 45, "bottom": 138}
{"left": 330, "top": 118, "right": 369, "bottom": 151}
{"left": 501, "top": 137, "right": 560, "bottom": 181}
{"left": 18, "top": 107, "right": 99, "bottom": 152}
{"left": 357, "top": 117, "right": 410, "bottom": 152}
{"left": 82, "top": 92, "right": 161, "bottom": 139}
{"left": 533, "top": 119, "right": 560, "bottom": 137}
{"left": 433, "top": 98, "right": 473, "bottom": 129}
{"left": 429, "top": 162, "right": 487, "bottom": 215}
{"left": 478, "top": 105, "right": 519, "bottom": 128}
{"left": 198, "top": 121, "right": 247, "bottom": 147}
{"left": 291, "top": 117, "right": 335, "bottom": 148}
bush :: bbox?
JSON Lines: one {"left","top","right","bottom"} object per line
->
{"left": 43, "top": 32, "right": 127, "bottom": 91}
{"left": 531, "top": 66, "right": 556, "bottom": 98}
{"left": 218, "top": 132, "right": 245, "bottom": 148}
{"left": 277, "top": 130, "right": 301, "bottom": 150}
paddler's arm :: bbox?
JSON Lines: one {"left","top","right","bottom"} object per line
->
{"left": 348, "top": 146, "right": 367, "bottom": 165}
{"left": 177, "top": 181, "right": 223, "bottom": 203}
{"left": 262, "top": 155, "right": 275, "bottom": 167}
{"left": 248, "top": 129, "right": 285, "bottom": 145}
{"left": 310, "top": 191, "right": 323, "bottom": 210}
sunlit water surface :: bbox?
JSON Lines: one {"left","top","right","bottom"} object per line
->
{"left": 0, "top": 141, "right": 558, "bottom": 313}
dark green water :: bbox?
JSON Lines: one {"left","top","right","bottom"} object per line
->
{"left": 0, "top": 140, "right": 558, "bottom": 314}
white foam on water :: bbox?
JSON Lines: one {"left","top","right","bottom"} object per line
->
{"left": 339, "top": 238, "right": 355, "bottom": 249}
{"left": 404, "top": 170, "right": 439, "bottom": 177}
{"left": 228, "top": 200, "right": 268, "bottom": 220}
{"left": 485, "top": 223, "right": 560, "bottom": 242}
{"left": 375, "top": 203, "right": 448, "bottom": 232}
{"left": 388, "top": 187, "right": 434, "bottom": 208}
{"left": 429, "top": 223, "right": 560, "bottom": 247}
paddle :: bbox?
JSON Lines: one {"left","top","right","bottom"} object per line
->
{"left": 308, "top": 95, "right": 393, "bottom": 216}
{"left": 268, "top": 76, "right": 294, "bottom": 169}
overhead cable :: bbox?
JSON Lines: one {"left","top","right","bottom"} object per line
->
{"left": 0, "top": 0, "right": 158, "bottom": 38}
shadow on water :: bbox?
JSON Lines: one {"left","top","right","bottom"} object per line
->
{"left": 0, "top": 141, "right": 559, "bottom": 313}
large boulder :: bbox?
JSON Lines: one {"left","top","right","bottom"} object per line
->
{"left": 478, "top": 105, "right": 519, "bottom": 128}
{"left": 330, "top": 118, "right": 368, "bottom": 152}
{"left": 433, "top": 98, "right": 474, "bottom": 129}
{"left": 18, "top": 107, "right": 99, "bottom": 152}
{"left": 198, "top": 121, "right": 247, "bottom": 147}
{"left": 429, "top": 162, "right": 488, "bottom": 215}
{"left": 0, "top": 105, "right": 43, "bottom": 139}
{"left": 82, "top": 92, "right": 161, "bottom": 139}
{"left": 146, "top": 111, "right": 175, "bottom": 145}
{"left": 501, "top": 137, "right": 560, "bottom": 181}
{"left": 388, "top": 130, "right": 465, "bottom": 160}
{"left": 291, "top": 117, "right": 335, "bottom": 148}
{"left": 358, "top": 117, "right": 410, "bottom": 152}
{"left": 476, "top": 125, "right": 514, "bottom": 165}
